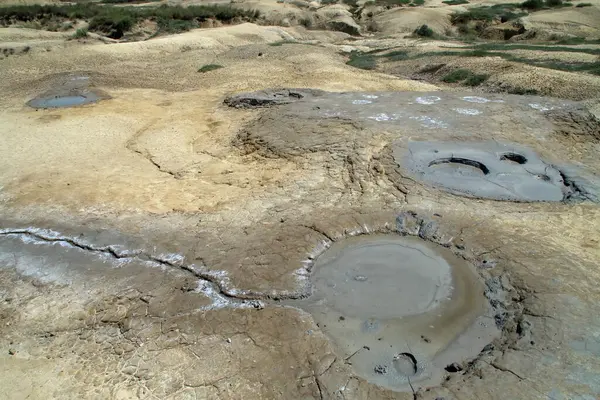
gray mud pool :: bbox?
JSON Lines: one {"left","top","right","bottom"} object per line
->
{"left": 290, "top": 234, "right": 499, "bottom": 392}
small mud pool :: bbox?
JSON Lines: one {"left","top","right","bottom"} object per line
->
{"left": 397, "top": 141, "right": 571, "bottom": 202}
{"left": 27, "top": 74, "right": 107, "bottom": 109}
{"left": 291, "top": 234, "right": 499, "bottom": 392}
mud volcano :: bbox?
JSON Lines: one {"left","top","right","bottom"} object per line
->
{"left": 397, "top": 141, "right": 572, "bottom": 202}
{"left": 292, "top": 234, "right": 498, "bottom": 392}
{"left": 27, "top": 75, "right": 106, "bottom": 109}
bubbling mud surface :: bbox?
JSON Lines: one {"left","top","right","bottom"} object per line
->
{"left": 291, "top": 234, "right": 499, "bottom": 392}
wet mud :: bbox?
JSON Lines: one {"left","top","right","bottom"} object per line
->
{"left": 27, "top": 74, "right": 108, "bottom": 109}
{"left": 397, "top": 141, "right": 571, "bottom": 202}
{"left": 290, "top": 233, "right": 499, "bottom": 392}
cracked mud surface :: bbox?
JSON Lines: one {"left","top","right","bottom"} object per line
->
{"left": 1, "top": 60, "right": 600, "bottom": 400}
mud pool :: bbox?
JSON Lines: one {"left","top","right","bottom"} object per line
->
{"left": 397, "top": 141, "right": 571, "bottom": 201}
{"left": 290, "top": 234, "right": 499, "bottom": 392}
{"left": 26, "top": 74, "right": 106, "bottom": 109}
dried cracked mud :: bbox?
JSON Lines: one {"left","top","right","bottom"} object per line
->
{"left": 1, "top": 83, "right": 600, "bottom": 400}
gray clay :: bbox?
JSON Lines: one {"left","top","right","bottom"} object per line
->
{"left": 396, "top": 141, "right": 570, "bottom": 201}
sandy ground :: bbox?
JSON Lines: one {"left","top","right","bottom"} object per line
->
{"left": 1, "top": 16, "right": 600, "bottom": 400}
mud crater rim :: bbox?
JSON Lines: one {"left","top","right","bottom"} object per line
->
{"left": 428, "top": 157, "right": 490, "bottom": 175}
{"left": 291, "top": 227, "right": 503, "bottom": 393}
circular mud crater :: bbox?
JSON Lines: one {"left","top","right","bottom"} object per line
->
{"left": 292, "top": 234, "right": 499, "bottom": 392}
{"left": 396, "top": 141, "right": 572, "bottom": 202}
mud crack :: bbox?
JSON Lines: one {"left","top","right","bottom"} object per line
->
{"left": 0, "top": 227, "right": 263, "bottom": 310}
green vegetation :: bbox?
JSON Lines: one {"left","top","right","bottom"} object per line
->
{"left": 0, "top": 4, "right": 260, "bottom": 38}
{"left": 411, "top": 46, "right": 600, "bottom": 75}
{"left": 442, "top": 0, "right": 469, "bottom": 4}
{"left": 441, "top": 68, "right": 489, "bottom": 85}
{"left": 507, "top": 86, "right": 539, "bottom": 95}
{"left": 101, "top": 0, "right": 161, "bottom": 3}
{"left": 412, "top": 0, "right": 425, "bottom": 5}
{"left": 198, "top": 64, "right": 224, "bottom": 73}
{"left": 346, "top": 51, "right": 377, "bottom": 70}
{"left": 441, "top": 68, "right": 472, "bottom": 82}
{"left": 463, "top": 72, "right": 489, "bottom": 86}
{"left": 472, "top": 42, "right": 600, "bottom": 55}
{"left": 450, "top": 5, "right": 526, "bottom": 25}
{"left": 384, "top": 49, "right": 410, "bottom": 61}
{"left": 520, "top": 0, "right": 544, "bottom": 9}
{"left": 72, "top": 27, "right": 88, "bottom": 38}
{"left": 575, "top": 2, "right": 592, "bottom": 6}
{"left": 414, "top": 24, "right": 434, "bottom": 37}
{"left": 521, "top": 0, "right": 572, "bottom": 8}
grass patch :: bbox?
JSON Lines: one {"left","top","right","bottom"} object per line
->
{"left": 442, "top": 0, "right": 469, "bottom": 4}
{"left": 507, "top": 86, "right": 539, "bottom": 95}
{"left": 441, "top": 68, "right": 489, "bottom": 85}
{"left": 0, "top": 3, "right": 260, "bottom": 38}
{"left": 384, "top": 49, "right": 410, "bottom": 61}
{"left": 198, "top": 64, "right": 224, "bottom": 73}
{"left": 472, "top": 42, "right": 600, "bottom": 56}
{"left": 414, "top": 47, "right": 600, "bottom": 75}
{"left": 463, "top": 72, "right": 489, "bottom": 86}
{"left": 72, "top": 27, "right": 88, "bottom": 38}
{"left": 441, "top": 68, "right": 472, "bottom": 82}
{"left": 346, "top": 51, "right": 377, "bottom": 70}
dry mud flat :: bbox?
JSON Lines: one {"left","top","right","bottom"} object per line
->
{"left": 1, "top": 86, "right": 600, "bottom": 400}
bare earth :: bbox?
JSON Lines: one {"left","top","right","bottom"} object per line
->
{"left": 1, "top": 7, "right": 600, "bottom": 400}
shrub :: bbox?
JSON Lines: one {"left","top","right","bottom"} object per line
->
{"left": 413, "top": 0, "right": 425, "bottom": 5}
{"left": 545, "top": 0, "right": 564, "bottom": 7}
{"left": 521, "top": 0, "right": 543, "bottom": 9}
{"left": 414, "top": 24, "right": 434, "bottom": 37}
{"left": 575, "top": 2, "right": 592, "bottom": 6}
{"left": 198, "top": 64, "right": 224, "bottom": 73}
{"left": 88, "top": 12, "right": 134, "bottom": 39}
{"left": 441, "top": 68, "right": 472, "bottom": 82}
{"left": 72, "top": 27, "right": 88, "bottom": 38}
{"left": 298, "top": 17, "right": 312, "bottom": 28}
{"left": 442, "top": 0, "right": 469, "bottom": 4}
{"left": 463, "top": 73, "right": 489, "bottom": 86}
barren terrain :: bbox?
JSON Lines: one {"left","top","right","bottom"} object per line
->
{"left": 1, "top": 0, "right": 600, "bottom": 398}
